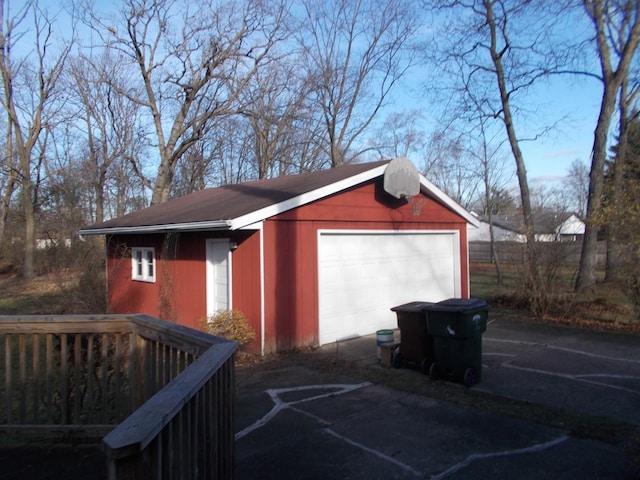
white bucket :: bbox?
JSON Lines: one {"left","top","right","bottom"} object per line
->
{"left": 376, "top": 329, "right": 395, "bottom": 362}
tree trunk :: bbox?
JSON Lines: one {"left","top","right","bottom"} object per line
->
{"left": 95, "top": 181, "right": 105, "bottom": 225}
{"left": 576, "top": 0, "right": 640, "bottom": 292}
{"left": 487, "top": 211, "right": 503, "bottom": 285}
{"left": 604, "top": 86, "right": 628, "bottom": 284}
{"left": 0, "top": 120, "right": 16, "bottom": 250}
{"left": 576, "top": 83, "right": 618, "bottom": 291}
{"left": 150, "top": 160, "right": 174, "bottom": 205}
{"left": 22, "top": 173, "right": 35, "bottom": 278}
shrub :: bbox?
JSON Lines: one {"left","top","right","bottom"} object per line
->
{"left": 202, "top": 309, "right": 255, "bottom": 347}
{"left": 518, "top": 241, "right": 575, "bottom": 319}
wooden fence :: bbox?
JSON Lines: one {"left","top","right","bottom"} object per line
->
{"left": 469, "top": 241, "right": 607, "bottom": 266}
{"left": 0, "top": 314, "right": 237, "bottom": 479}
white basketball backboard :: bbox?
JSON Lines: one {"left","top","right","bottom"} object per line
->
{"left": 383, "top": 157, "right": 420, "bottom": 199}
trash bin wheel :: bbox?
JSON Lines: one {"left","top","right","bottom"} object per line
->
{"left": 420, "top": 357, "right": 430, "bottom": 375}
{"left": 392, "top": 348, "right": 402, "bottom": 369}
{"left": 428, "top": 362, "right": 438, "bottom": 381}
{"left": 463, "top": 367, "right": 477, "bottom": 387}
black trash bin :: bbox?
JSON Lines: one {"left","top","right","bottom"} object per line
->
{"left": 390, "top": 301, "right": 435, "bottom": 372}
{"left": 422, "top": 298, "right": 488, "bottom": 387}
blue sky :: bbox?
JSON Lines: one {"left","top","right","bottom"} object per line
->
{"left": 518, "top": 76, "right": 602, "bottom": 182}
{"left": 387, "top": 70, "right": 603, "bottom": 185}
{"left": 37, "top": 0, "right": 606, "bottom": 185}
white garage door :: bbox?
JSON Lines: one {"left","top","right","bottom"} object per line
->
{"left": 318, "top": 230, "right": 461, "bottom": 345}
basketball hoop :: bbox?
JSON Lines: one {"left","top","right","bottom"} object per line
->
{"left": 383, "top": 157, "right": 420, "bottom": 199}
{"left": 408, "top": 195, "right": 426, "bottom": 216}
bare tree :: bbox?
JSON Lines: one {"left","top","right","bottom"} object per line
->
{"left": 433, "top": 0, "right": 558, "bottom": 242}
{"left": 468, "top": 112, "right": 512, "bottom": 285}
{"left": 297, "top": 0, "right": 421, "bottom": 167}
{"left": 576, "top": 0, "right": 640, "bottom": 291}
{"left": 424, "top": 0, "right": 576, "bottom": 295}
{"left": 0, "top": 0, "right": 73, "bottom": 277}
{"left": 68, "top": 50, "right": 145, "bottom": 223}
{"left": 238, "top": 59, "right": 318, "bottom": 179}
{"left": 367, "top": 110, "right": 428, "bottom": 161}
{"left": 564, "top": 158, "right": 590, "bottom": 218}
{"left": 81, "top": 0, "right": 290, "bottom": 204}
{"left": 426, "top": 134, "right": 481, "bottom": 209}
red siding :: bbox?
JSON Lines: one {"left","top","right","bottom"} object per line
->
{"left": 230, "top": 231, "right": 262, "bottom": 353}
{"left": 106, "top": 178, "right": 471, "bottom": 354}
{"left": 107, "top": 234, "right": 165, "bottom": 319}
{"left": 107, "top": 232, "right": 207, "bottom": 329}
{"left": 261, "top": 179, "right": 470, "bottom": 352}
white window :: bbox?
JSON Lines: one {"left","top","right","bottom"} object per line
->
{"left": 131, "top": 247, "right": 156, "bottom": 282}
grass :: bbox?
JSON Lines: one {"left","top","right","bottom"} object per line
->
{"left": 470, "top": 262, "right": 640, "bottom": 334}
{"left": 0, "top": 274, "right": 70, "bottom": 315}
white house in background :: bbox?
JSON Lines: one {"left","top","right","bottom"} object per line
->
{"left": 552, "top": 214, "right": 586, "bottom": 241}
{"left": 468, "top": 212, "right": 585, "bottom": 243}
{"left": 468, "top": 213, "right": 525, "bottom": 242}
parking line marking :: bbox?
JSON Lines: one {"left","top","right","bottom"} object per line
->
{"left": 324, "top": 427, "right": 422, "bottom": 477}
{"left": 236, "top": 382, "right": 426, "bottom": 477}
{"left": 575, "top": 373, "right": 640, "bottom": 380}
{"left": 235, "top": 382, "right": 370, "bottom": 440}
{"left": 484, "top": 337, "right": 541, "bottom": 346}
{"left": 503, "top": 364, "right": 640, "bottom": 396}
{"left": 429, "top": 435, "right": 570, "bottom": 480}
{"left": 484, "top": 337, "right": 640, "bottom": 365}
{"left": 547, "top": 345, "right": 640, "bottom": 364}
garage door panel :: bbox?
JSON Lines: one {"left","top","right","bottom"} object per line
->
{"left": 318, "top": 231, "right": 460, "bottom": 345}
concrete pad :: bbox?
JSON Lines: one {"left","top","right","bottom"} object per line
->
{"left": 235, "top": 318, "right": 639, "bottom": 479}
{"left": 235, "top": 377, "right": 632, "bottom": 479}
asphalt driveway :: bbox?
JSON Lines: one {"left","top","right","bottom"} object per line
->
{"left": 234, "top": 315, "right": 640, "bottom": 479}
{"left": 480, "top": 317, "right": 640, "bottom": 427}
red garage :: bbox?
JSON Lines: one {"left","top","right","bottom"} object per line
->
{"left": 79, "top": 159, "right": 479, "bottom": 354}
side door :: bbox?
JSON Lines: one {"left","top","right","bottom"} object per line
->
{"left": 206, "top": 239, "right": 231, "bottom": 317}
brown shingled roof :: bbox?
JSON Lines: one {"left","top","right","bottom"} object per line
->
{"left": 79, "top": 161, "right": 390, "bottom": 234}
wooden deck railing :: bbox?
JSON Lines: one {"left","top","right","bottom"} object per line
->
{"left": 0, "top": 314, "right": 237, "bottom": 479}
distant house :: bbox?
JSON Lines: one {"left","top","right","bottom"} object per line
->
{"left": 545, "top": 213, "right": 585, "bottom": 242}
{"left": 36, "top": 237, "right": 72, "bottom": 250}
{"left": 79, "top": 159, "right": 479, "bottom": 354}
{"left": 467, "top": 214, "right": 525, "bottom": 242}
{"left": 468, "top": 212, "right": 585, "bottom": 243}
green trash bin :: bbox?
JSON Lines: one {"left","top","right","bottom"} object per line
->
{"left": 422, "top": 298, "right": 488, "bottom": 387}
{"left": 390, "top": 301, "right": 435, "bottom": 372}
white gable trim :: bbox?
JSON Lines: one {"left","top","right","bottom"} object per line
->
{"left": 228, "top": 165, "right": 388, "bottom": 229}
{"left": 229, "top": 165, "right": 479, "bottom": 230}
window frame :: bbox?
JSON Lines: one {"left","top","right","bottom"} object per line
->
{"left": 131, "top": 247, "right": 156, "bottom": 283}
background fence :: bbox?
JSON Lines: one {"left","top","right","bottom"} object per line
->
{"left": 469, "top": 241, "right": 607, "bottom": 266}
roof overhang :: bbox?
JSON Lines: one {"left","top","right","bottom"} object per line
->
{"left": 77, "top": 161, "right": 479, "bottom": 235}
{"left": 78, "top": 220, "right": 232, "bottom": 236}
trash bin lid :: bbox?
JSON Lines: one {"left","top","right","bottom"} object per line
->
{"left": 422, "top": 298, "right": 488, "bottom": 313}
{"left": 391, "top": 301, "right": 435, "bottom": 313}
